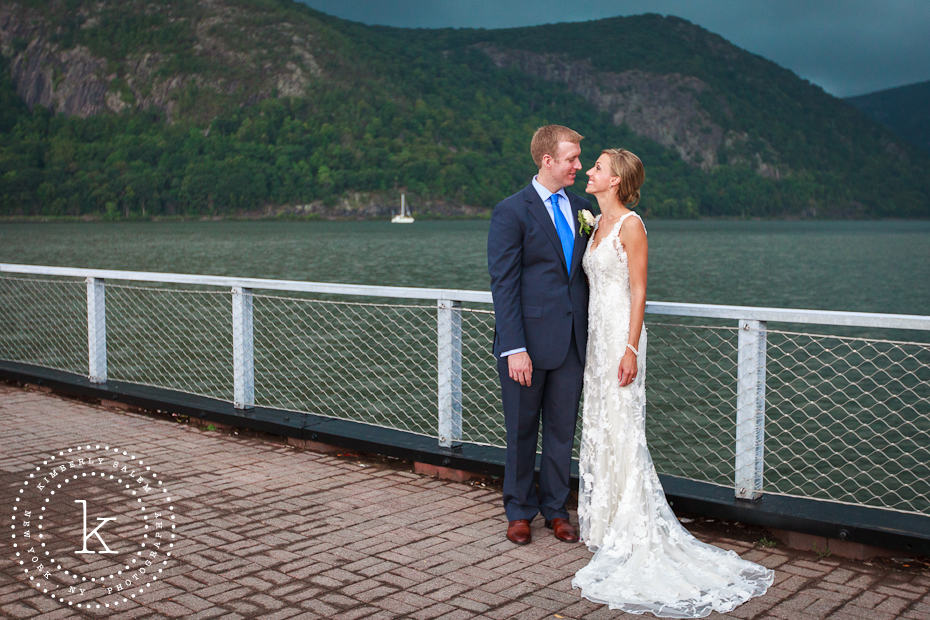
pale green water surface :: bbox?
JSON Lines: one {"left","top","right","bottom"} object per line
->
{"left": 1, "top": 219, "right": 928, "bottom": 315}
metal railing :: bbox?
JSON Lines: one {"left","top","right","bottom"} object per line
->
{"left": 1, "top": 263, "right": 928, "bottom": 518}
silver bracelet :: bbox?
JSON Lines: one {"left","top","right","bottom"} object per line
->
{"left": 626, "top": 343, "right": 638, "bottom": 356}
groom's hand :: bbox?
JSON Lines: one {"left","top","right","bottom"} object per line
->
{"left": 508, "top": 352, "right": 533, "bottom": 387}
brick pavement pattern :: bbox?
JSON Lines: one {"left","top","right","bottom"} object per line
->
{"left": 1, "top": 384, "right": 928, "bottom": 619}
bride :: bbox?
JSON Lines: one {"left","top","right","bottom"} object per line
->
{"left": 573, "top": 148, "right": 774, "bottom": 617}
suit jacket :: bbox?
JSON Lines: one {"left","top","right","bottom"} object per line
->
{"left": 487, "top": 184, "right": 591, "bottom": 369}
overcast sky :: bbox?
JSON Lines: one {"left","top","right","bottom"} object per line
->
{"left": 296, "top": 0, "right": 930, "bottom": 97}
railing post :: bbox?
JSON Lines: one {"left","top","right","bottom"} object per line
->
{"left": 86, "top": 277, "right": 107, "bottom": 383}
{"left": 437, "top": 299, "right": 463, "bottom": 448}
{"left": 735, "top": 319, "right": 767, "bottom": 500}
{"left": 232, "top": 286, "right": 254, "bottom": 410}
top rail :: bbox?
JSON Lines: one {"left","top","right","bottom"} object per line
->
{"left": 0, "top": 263, "right": 493, "bottom": 304}
{"left": 2, "top": 263, "right": 928, "bottom": 331}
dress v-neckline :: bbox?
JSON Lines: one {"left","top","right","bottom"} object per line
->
{"left": 589, "top": 212, "right": 642, "bottom": 253}
{"left": 588, "top": 217, "right": 623, "bottom": 253}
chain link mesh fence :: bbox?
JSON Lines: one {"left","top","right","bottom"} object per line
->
{"left": 0, "top": 275, "right": 87, "bottom": 375}
{"left": 460, "top": 308, "right": 507, "bottom": 446}
{"left": 0, "top": 273, "right": 927, "bottom": 517}
{"left": 107, "top": 283, "right": 233, "bottom": 400}
{"left": 644, "top": 321, "right": 739, "bottom": 487}
{"left": 764, "top": 328, "right": 930, "bottom": 514}
{"left": 252, "top": 293, "right": 438, "bottom": 435}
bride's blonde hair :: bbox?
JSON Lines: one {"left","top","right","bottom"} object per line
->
{"left": 603, "top": 148, "right": 645, "bottom": 207}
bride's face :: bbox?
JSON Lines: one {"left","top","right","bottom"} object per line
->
{"left": 585, "top": 155, "right": 618, "bottom": 195}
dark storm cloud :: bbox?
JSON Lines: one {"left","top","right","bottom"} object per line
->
{"left": 297, "top": 0, "right": 930, "bottom": 97}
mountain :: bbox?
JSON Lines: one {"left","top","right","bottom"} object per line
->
{"left": 846, "top": 80, "right": 930, "bottom": 155}
{"left": 0, "top": 0, "right": 928, "bottom": 219}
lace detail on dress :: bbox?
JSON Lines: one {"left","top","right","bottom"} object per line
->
{"left": 574, "top": 213, "right": 773, "bottom": 617}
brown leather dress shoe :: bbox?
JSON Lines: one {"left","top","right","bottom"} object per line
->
{"left": 506, "top": 519, "right": 532, "bottom": 545}
{"left": 545, "top": 517, "right": 579, "bottom": 543}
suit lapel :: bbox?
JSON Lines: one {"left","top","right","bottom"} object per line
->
{"left": 524, "top": 186, "right": 569, "bottom": 273}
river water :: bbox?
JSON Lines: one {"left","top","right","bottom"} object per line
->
{"left": 1, "top": 219, "right": 928, "bottom": 315}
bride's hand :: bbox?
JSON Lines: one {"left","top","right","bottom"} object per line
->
{"left": 618, "top": 351, "right": 637, "bottom": 387}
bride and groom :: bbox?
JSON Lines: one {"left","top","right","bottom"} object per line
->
{"left": 487, "top": 125, "right": 774, "bottom": 616}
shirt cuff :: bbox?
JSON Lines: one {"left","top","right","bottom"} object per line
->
{"left": 501, "top": 347, "right": 527, "bottom": 358}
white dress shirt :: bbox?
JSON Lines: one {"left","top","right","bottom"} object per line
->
{"left": 532, "top": 175, "right": 575, "bottom": 236}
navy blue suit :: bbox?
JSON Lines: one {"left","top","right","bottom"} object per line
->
{"left": 488, "top": 184, "right": 590, "bottom": 522}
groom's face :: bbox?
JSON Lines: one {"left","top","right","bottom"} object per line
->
{"left": 550, "top": 141, "right": 582, "bottom": 189}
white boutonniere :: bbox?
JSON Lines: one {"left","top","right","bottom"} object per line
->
{"left": 577, "top": 209, "right": 595, "bottom": 235}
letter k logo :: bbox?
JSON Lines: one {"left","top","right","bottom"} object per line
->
{"left": 74, "top": 500, "right": 117, "bottom": 554}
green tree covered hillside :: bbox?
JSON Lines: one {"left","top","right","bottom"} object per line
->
{"left": 846, "top": 80, "right": 930, "bottom": 156}
{"left": 0, "top": 0, "right": 927, "bottom": 218}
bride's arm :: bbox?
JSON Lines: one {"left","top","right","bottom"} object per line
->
{"left": 618, "top": 218, "right": 648, "bottom": 387}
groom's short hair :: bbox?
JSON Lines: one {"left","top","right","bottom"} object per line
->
{"left": 531, "top": 125, "right": 584, "bottom": 168}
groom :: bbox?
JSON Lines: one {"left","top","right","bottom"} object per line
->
{"left": 487, "top": 125, "right": 591, "bottom": 545}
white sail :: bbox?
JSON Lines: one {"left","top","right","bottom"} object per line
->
{"left": 391, "top": 192, "right": 415, "bottom": 223}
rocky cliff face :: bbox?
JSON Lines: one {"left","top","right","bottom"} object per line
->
{"left": 0, "top": 5, "right": 108, "bottom": 117}
{"left": 477, "top": 43, "right": 782, "bottom": 177}
{"left": 0, "top": 0, "right": 323, "bottom": 120}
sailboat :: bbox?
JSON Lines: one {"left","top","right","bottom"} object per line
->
{"left": 391, "top": 193, "right": 415, "bottom": 223}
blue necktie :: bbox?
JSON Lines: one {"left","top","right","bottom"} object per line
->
{"left": 550, "top": 194, "right": 574, "bottom": 273}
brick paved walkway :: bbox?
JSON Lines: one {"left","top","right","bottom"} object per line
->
{"left": 1, "top": 383, "right": 928, "bottom": 619}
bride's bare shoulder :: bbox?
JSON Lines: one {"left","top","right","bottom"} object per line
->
{"left": 619, "top": 211, "right": 647, "bottom": 241}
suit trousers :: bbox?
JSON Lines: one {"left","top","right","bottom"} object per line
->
{"left": 497, "top": 334, "right": 584, "bottom": 522}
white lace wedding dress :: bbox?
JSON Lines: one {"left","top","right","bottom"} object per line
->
{"left": 573, "top": 212, "right": 774, "bottom": 617}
